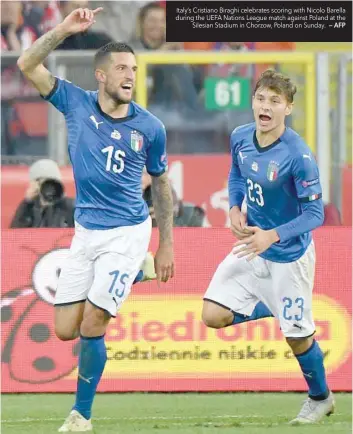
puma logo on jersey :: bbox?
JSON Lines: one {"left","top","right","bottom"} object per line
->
{"left": 303, "top": 154, "right": 312, "bottom": 161}
{"left": 90, "top": 115, "right": 104, "bottom": 129}
{"left": 239, "top": 151, "right": 247, "bottom": 164}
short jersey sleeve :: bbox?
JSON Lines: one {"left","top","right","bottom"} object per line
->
{"left": 292, "top": 150, "right": 322, "bottom": 202}
{"left": 145, "top": 121, "right": 168, "bottom": 177}
{"left": 42, "top": 77, "right": 85, "bottom": 114}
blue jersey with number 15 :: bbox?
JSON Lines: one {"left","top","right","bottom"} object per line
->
{"left": 42, "top": 77, "right": 168, "bottom": 230}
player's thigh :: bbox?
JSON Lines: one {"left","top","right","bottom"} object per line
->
{"left": 88, "top": 218, "right": 152, "bottom": 318}
{"left": 270, "top": 242, "right": 316, "bottom": 338}
{"left": 203, "top": 251, "right": 265, "bottom": 323}
{"left": 54, "top": 233, "right": 94, "bottom": 339}
{"left": 88, "top": 251, "right": 147, "bottom": 318}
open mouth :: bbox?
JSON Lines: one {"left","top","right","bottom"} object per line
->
{"left": 121, "top": 83, "right": 133, "bottom": 90}
{"left": 259, "top": 114, "right": 272, "bottom": 122}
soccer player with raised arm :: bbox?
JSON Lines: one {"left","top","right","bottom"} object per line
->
{"left": 17, "top": 7, "right": 174, "bottom": 432}
{"left": 202, "top": 70, "right": 334, "bottom": 425}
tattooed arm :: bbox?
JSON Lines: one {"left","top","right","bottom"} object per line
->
{"left": 17, "top": 7, "right": 103, "bottom": 96}
{"left": 151, "top": 172, "right": 174, "bottom": 245}
{"left": 17, "top": 26, "right": 68, "bottom": 96}
{"left": 151, "top": 173, "right": 175, "bottom": 283}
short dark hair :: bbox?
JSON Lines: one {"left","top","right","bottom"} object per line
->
{"left": 94, "top": 42, "right": 135, "bottom": 68}
{"left": 254, "top": 69, "right": 297, "bottom": 103}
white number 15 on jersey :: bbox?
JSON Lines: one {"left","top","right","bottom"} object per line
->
{"left": 101, "top": 145, "right": 125, "bottom": 173}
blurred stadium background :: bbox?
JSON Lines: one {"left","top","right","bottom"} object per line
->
{"left": 1, "top": 1, "right": 352, "bottom": 433}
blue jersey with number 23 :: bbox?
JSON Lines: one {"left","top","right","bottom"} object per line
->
{"left": 229, "top": 123, "right": 323, "bottom": 263}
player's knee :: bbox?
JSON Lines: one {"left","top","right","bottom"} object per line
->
{"left": 80, "top": 305, "right": 111, "bottom": 337}
{"left": 55, "top": 325, "right": 79, "bottom": 341}
{"left": 202, "top": 302, "right": 233, "bottom": 329}
{"left": 202, "top": 315, "right": 225, "bottom": 329}
{"left": 286, "top": 335, "right": 314, "bottom": 354}
{"left": 54, "top": 304, "right": 84, "bottom": 341}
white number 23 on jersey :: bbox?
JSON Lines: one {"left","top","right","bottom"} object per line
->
{"left": 101, "top": 145, "right": 125, "bottom": 173}
{"left": 247, "top": 178, "right": 265, "bottom": 206}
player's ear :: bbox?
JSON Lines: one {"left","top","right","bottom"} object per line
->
{"left": 95, "top": 68, "right": 106, "bottom": 84}
{"left": 251, "top": 95, "right": 255, "bottom": 110}
{"left": 285, "top": 103, "right": 293, "bottom": 116}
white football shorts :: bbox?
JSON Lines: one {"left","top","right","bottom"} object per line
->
{"left": 55, "top": 216, "right": 152, "bottom": 317}
{"left": 204, "top": 241, "right": 316, "bottom": 338}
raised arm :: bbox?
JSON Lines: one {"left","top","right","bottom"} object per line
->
{"left": 17, "top": 7, "right": 103, "bottom": 96}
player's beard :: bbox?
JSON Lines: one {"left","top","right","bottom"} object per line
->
{"left": 105, "top": 83, "right": 132, "bottom": 105}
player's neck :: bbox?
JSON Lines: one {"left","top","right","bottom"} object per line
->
{"left": 98, "top": 94, "right": 129, "bottom": 119}
{"left": 256, "top": 124, "right": 286, "bottom": 148}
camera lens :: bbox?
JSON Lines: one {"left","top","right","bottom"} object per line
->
{"left": 40, "top": 180, "right": 63, "bottom": 203}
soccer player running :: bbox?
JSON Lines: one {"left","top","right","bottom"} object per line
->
{"left": 17, "top": 7, "right": 174, "bottom": 433}
{"left": 202, "top": 70, "right": 334, "bottom": 425}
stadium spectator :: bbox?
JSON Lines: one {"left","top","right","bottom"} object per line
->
{"left": 88, "top": 1, "right": 148, "bottom": 43}
{"left": 129, "top": 1, "right": 201, "bottom": 115}
{"left": 21, "top": 1, "right": 62, "bottom": 50}
{"left": 10, "top": 159, "right": 74, "bottom": 228}
{"left": 56, "top": 0, "right": 112, "bottom": 50}
{"left": 1, "top": 1, "right": 22, "bottom": 51}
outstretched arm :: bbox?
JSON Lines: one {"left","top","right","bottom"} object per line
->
{"left": 151, "top": 173, "right": 174, "bottom": 283}
{"left": 17, "top": 7, "right": 102, "bottom": 96}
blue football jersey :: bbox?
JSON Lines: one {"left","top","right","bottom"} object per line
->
{"left": 43, "top": 77, "right": 168, "bottom": 229}
{"left": 229, "top": 123, "right": 323, "bottom": 262}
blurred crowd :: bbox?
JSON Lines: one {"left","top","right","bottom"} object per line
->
{"left": 1, "top": 1, "right": 294, "bottom": 53}
{"left": 1, "top": 1, "right": 296, "bottom": 155}
{"left": 3, "top": 1, "right": 342, "bottom": 227}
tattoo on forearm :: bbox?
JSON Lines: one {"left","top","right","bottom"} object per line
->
{"left": 19, "top": 28, "right": 66, "bottom": 70}
{"left": 151, "top": 174, "right": 174, "bottom": 244}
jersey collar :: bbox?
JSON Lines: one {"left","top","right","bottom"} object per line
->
{"left": 95, "top": 100, "right": 136, "bottom": 123}
{"left": 253, "top": 129, "right": 286, "bottom": 153}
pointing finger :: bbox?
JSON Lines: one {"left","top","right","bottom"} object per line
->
{"left": 93, "top": 7, "right": 104, "bottom": 15}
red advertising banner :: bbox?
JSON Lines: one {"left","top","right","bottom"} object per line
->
{"left": 2, "top": 160, "right": 351, "bottom": 229}
{"left": 1, "top": 227, "right": 351, "bottom": 393}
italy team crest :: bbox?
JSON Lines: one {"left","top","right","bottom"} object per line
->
{"left": 267, "top": 161, "right": 279, "bottom": 181}
{"left": 131, "top": 131, "right": 143, "bottom": 152}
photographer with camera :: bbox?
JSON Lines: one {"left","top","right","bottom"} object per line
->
{"left": 10, "top": 159, "right": 75, "bottom": 228}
